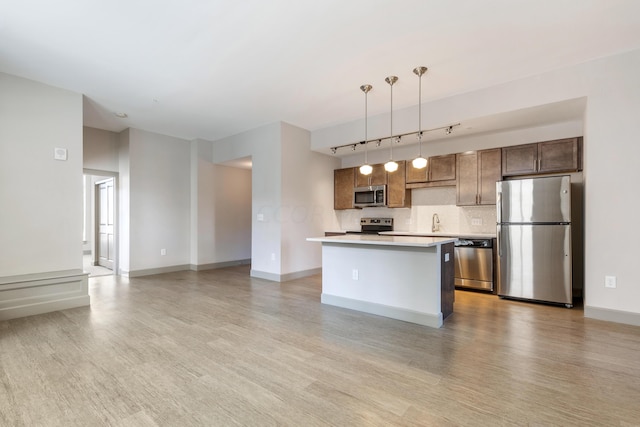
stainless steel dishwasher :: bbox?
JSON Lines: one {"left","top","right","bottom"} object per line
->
{"left": 454, "top": 239, "right": 494, "bottom": 292}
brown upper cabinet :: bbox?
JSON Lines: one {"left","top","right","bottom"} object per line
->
{"left": 456, "top": 148, "right": 502, "bottom": 206}
{"left": 387, "top": 161, "right": 411, "bottom": 208}
{"left": 355, "top": 163, "right": 387, "bottom": 187}
{"left": 502, "top": 137, "right": 583, "bottom": 177}
{"left": 334, "top": 167, "right": 354, "bottom": 210}
{"left": 406, "top": 154, "right": 456, "bottom": 187}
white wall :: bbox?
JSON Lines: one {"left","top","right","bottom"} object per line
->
{"left": 280, "top": 123, "right": 341, "bottom": 275}
{"left": 128, "top": 129, "right": 191, "bottom": 272}
{"left": 191, "top": 139, "right": 252, "bottom": 266}
{"left": 311, "top": 48, "right": 640, "bottom": 321}
{"left": 211, "top": 123, "right": 283, "bottom": 278}
{"left": 0, "top": 72, "right": 83, "bottom": 277}
{"left": 583, "top": 51, "right": 640, "bottom": 315}
{"left": 117, "top": 129, "right": 130, "bottom": 274}
{"left": 191, "top": 140, "right": 251, "bottom": 266}
{"left": 210, "top": 122, "right": 340, "bottom": 279}
{"left": 83, "top": 127, "right": 119, "bottom": 172}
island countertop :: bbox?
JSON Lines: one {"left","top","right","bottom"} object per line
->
{"left": 379, "top": 231, "right": 497, "bottom": 239}
{"left": 307, "top": 234, "right": 457, "bottom": 248}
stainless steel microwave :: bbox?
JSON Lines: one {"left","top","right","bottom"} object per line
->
{"left": 353, "top": 185, "right": 386, "bottom": 208}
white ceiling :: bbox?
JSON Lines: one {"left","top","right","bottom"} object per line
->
{"left": 2, "top": 0, "right": 640, "bottom": 145}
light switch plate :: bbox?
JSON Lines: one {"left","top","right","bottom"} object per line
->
{"left": 605, "top": 275, "right": 617, "bottom": 288}
{"left": 471, "top": 217, "right": 482, "bottom": 226}
{"left": 54, "top": 147, "right": 67, "bottom": 161}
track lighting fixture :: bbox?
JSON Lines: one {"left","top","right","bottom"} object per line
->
{"left": 328, "top": 66, "right": 459, "bottom": 157}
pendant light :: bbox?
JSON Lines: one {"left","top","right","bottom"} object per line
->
{"left": 412, "top": 66, "right": 428, "bottom": 169}
{"left": 384, "top": 75, "right": 399, "bottom": 173}
{"left": 359, "top": 84, "right": 373, "bottom": 176}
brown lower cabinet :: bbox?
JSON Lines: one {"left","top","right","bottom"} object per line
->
{"left": 440, "top": 242, "right": 455, "bottom": 319}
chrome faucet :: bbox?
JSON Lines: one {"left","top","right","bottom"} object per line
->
{"left": 432, "top": 213, "right": 440, "bottom": 232}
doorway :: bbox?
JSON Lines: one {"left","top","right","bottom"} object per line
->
{"left": 83, "top": 171, "right": 118, "bottom": 277}
{"left": 95, "top": 178, "right": 115, "bottom": 270}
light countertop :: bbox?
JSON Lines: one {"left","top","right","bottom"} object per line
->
{"left": 307, "top": 234, "right": 457, "bottom": 248}
{"left": 379, "top": 231, "right": 497, "bottom": 239}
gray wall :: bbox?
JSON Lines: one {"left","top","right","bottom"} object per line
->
{"left": 0, "top": 72, "right": 83, "bottom": 277}
{"left": 128, "top": 129, "right": 191, "bottom": 273}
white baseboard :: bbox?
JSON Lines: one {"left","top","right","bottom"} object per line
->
{"left": 250, "top": 267, "right": 321, "bottom": 282}
{"left": 321, "top": 293, "right": 444, "bottom": 328}
{"left": 127, "top": 264, "right": 190, "bottom": 278}
{"left": 190, "top": 259, "right": 251, "bottom": 271}
{"left": 0, "top": 270, "right": 90, "bottom": 321}
{"left": 584, "top": 305, "right": 640, "bottom": 327}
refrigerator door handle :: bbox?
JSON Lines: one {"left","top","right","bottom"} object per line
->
{"left": 496, "top": 183, "right": 502, "bottom": 223}
{"left": 497, "top": 225, "right": 502, "bottom": 257}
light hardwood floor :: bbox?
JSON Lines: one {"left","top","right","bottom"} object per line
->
{"left": 1, "top": 266, "right": 639, "bottom": 426}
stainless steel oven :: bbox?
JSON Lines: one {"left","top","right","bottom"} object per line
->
{"left": 454, "top": 239, "right": 494, "bottom": 292}
{"left": 345, "top": 217, "right": 393, "bottom": 235}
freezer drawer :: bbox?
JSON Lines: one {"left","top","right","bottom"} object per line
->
{"left": 497, "top": 224, "right": 572, "bottom": 305}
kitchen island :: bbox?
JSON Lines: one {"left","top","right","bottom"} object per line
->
{"left": 306, "top": 234, "right": 456, "bottom": 328}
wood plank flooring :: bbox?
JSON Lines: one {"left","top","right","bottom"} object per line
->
{"left": 1, "top": 265, "right": 639, "bottom": 426}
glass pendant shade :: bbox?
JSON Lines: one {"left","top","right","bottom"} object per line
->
{"left": 384, "top": 160, "right": 398, "bottom": 172}
{"left": 359, "top": 163, "right": 373, "bottom": 175}
{"left": 412, "top": 156, "right": 427, "bottom": 169}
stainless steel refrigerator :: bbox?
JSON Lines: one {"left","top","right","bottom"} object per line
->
{"left": 496, "top": 175, "right": 573, "bottom": 307}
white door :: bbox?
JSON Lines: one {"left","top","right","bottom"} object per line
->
{"left": 96, "top": 178, "right": 115, "bottom": 270}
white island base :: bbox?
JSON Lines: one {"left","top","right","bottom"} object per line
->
{"left": 307, "top": 235, "right": 456, "bottom": 328}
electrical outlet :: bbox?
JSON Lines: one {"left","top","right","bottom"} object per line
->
{"left": 271, "top": 253, "right": 276, "bottom": 261}
{"left": 471, "top": 217, "right": 482, "bottom": 226}
{"left": 160, "top": 248, "right": 166, "bottom": 256}
{"left": 352, "top": 269, "right": 359, "bottom": 280}
{"left": 605, "top": 276, "right": 617, "bottom": 288}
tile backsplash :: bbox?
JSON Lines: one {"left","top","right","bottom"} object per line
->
{"left": 336, "top": 187, "right": 497, "bottom": 235}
